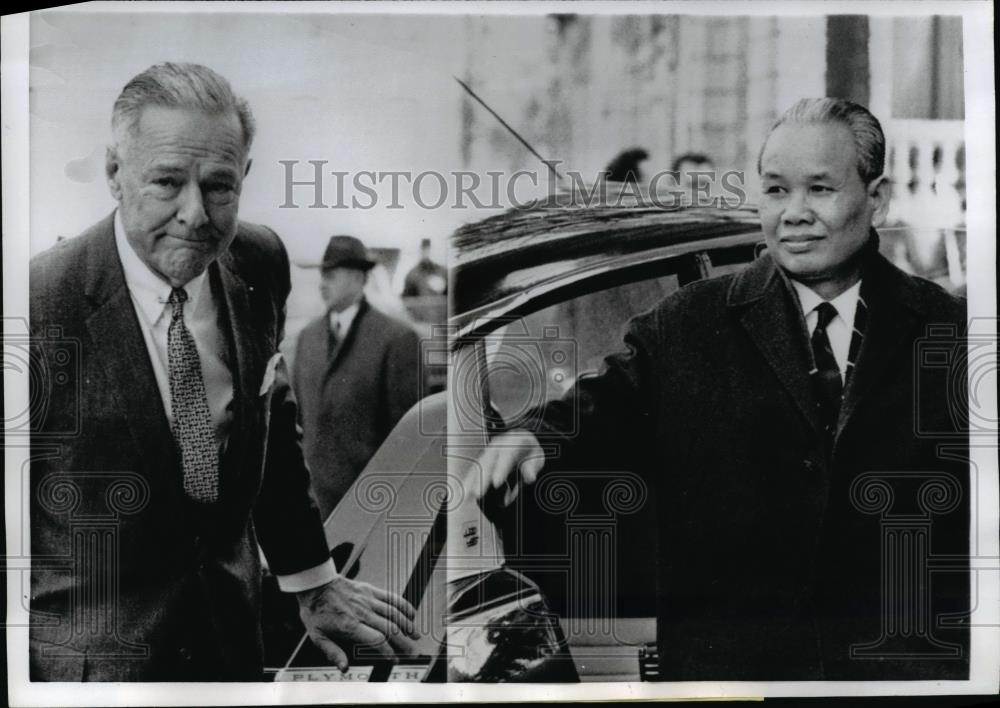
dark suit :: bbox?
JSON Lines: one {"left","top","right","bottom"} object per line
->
{"left": 532, "top": 248, "right": 969, "bottom": 680}
{"left": 292, "top": 299, "right": 420, "bottom": 519}
{"left": 29, "top": 214, "right": 330, "bottom": 681}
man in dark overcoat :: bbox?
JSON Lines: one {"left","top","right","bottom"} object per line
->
{"left": 477, "top": 98, "right": 969, "bottom": 681}
{"left": 292, "top": 235, "right": 421, "bottom": 519}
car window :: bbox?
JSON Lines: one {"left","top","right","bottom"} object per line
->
{"left": 476, "top": 247, "right": 758, "bottom": 624}
{"left": 482, "top": 247, "right": 761, "bottom": 424}
{"left": 485, "top": 272, "right": 680, "bottom": 424}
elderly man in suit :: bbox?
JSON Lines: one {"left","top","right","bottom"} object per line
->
{"left": 292, "top": 235, "right": 420, "bottom": 520}
{"left": 29, "top": 62, "right": 416, "bottom": 681}
{"left": 476, "top": 98, "right": 969, "bottom": 680}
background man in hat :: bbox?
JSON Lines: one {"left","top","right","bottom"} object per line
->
{"left": 402, "top": 238, "right": 447, "bottom": 298}
{"left": 293, "top": 235, "right": 421, "bottom": 519}
{"left": 474, "top": 98, "right": 968, "bottom": 680}
{"left": 29, "top": 62, "right": 416, "bottom": 681}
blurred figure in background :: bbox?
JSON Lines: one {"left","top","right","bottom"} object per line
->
{"left": 604, "top": 147, "right": 649, "bottom": 184}
{"left": 671, "top": 152, "right": 715, "bottom": 203}
{"left": 293, "top": 235, "right": 421, "bottom": 519}
{"left": 402, "top": 237, "right": 447, "bottom": 297}
{"left": 400, "top": 237, "right": 448, "bottom": 396}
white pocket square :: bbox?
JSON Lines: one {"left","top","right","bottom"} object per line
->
{"left": 259, "top": 352, "right": 283, "bottom": 396}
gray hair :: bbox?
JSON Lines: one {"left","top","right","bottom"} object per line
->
{"left": 111, "top": 62, "right": 255, "bottom": 152}
{"left": 757, "top": 98, "right": 885, "bottom": 184}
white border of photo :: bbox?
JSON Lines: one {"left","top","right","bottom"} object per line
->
{"left": 3, "top": 1, "right": 996, "bottom": 704}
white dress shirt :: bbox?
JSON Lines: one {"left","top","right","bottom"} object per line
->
{"left": 114, "top": 212, "right": 234, "bottom": 441}
{"left": 114, "top": 212, "right": 336, "bottom": 592}
{"left": 790, "top": 278, "right": 862, "bottom": 384}
{"left": 328, "top": 300, "right": 360, "bottom": 342}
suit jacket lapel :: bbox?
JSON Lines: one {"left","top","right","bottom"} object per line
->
{"left": 214, "top": 256, "right": 257, "bottom": 408}
{"left": 214, "top": 249, "right": 269, "bottom": 479}
{"left": 728, "top": 255, "right": 824, "bottom": 435}
{"left": 83, "top": 215, "right": 180, "bottom": 475}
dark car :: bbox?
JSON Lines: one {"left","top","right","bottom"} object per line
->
{"left": 448, "top": 196, "right": 765, "bottom": 681}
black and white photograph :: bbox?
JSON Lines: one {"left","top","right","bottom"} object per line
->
{"left": 2, "top": 1, "right": 996, "bottom": 705}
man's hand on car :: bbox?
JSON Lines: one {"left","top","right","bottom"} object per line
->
{"left": 297, "top": 575, "right": 418, "bottom": 672}
{"left": 472, "top": 429, "right": 546, "bottom": 507}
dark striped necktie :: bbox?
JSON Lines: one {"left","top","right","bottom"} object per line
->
{"left": 328, "top": 317, "right": 342, "bottom": 357}
{"left": 810, "top": 301, "right": 842, "bottom": 437}
{"left": 167, "top": 287, "right": 220, "bottom": 503}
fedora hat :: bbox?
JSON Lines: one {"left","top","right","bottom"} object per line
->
{"left": 320, "top": 235, "right": 376, "bottom": 271}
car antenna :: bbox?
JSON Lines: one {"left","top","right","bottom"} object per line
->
{"left": 454, "top": 76, "right": 566, "bottom": 182}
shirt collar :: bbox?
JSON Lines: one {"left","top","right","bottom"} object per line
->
{"left": 328, "top": 299, "right": 361, "bottom": 334}
{"left": 114, "top": 210, "right": 209, "bottom": 325}
{"left": 790, "top": 277, "right": 862, "bottom": 324}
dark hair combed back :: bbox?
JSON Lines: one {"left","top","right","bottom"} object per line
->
{"left": 758, "top": 98, "right": 886, "bottom": 184}
{"left": 111, "top": 62, "right": 255, "bottom": 151}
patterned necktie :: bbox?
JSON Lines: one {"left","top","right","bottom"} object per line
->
{"left": 810, "top": 301, "right": 843, "bottom": 437}
{"left": 167, "top": 287, "right": 220, "bottom": 503}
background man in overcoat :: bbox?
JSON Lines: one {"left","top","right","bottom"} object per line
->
{"left": 293, "top": 235, "right": 421, "bottom": 519}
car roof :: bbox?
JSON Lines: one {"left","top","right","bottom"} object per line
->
{"left": 452, "top": 192, "right": 762, "bottom": 334}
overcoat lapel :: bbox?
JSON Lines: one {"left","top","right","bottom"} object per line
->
{"left": 835, "top": 255, "right": 921, "bottom": 442}
{"left": 325, "top": 298, "right": 369, "bottom": 378}
{"left": 728, "top": 247, "right": 926, "bottom": 445}
{"left": 82, "top": 217, "right": 180, "bottom": 477}
{"left": 728, "top": 255, "right": 824, "bottom": 435}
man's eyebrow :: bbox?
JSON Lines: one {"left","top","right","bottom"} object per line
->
{"left": 143, "top": 165, "right": 187, "bottom": 176}
{"left": 143, "top": 165, "right": 239, "bottom": 185}
{"left": 761, "top": 171, "right": 835, "bottom": 181}
{"left": 201, "top": 168, "right": 238, "bottom": 181}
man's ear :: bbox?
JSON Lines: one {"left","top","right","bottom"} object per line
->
{"left": 868, "top": 174, "right": 891, "bottom": 227}
{"left": 106, "top": 145, "right": 123, "bottom": 201}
